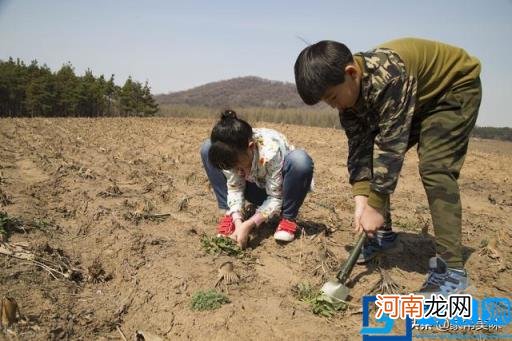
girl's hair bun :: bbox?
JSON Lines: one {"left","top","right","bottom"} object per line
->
{"left": 221, "top": 109, "right": 237, "bottom": 120}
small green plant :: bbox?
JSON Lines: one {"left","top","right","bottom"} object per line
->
{"left": 292, "top": 282, "right": 317, "bottom": 302}
{"left": 200, "top": 234, "right": 243, "bottom": 257}
{"left": 479, "top": 238, "right": 489, "bottom": 248}
{"left": 394, "top": 217, "right": 420, "bottom": 231}
{"left": 190, "top": 289, "right": 230, "bottom": 311}
{"left": 31, "top": 218, "right": 51, "bottom": 230}
{"left": 310, "top": 295, "right": 347, "bottom": 317}
{"left": 0, "top": 211, "right": 20, "bottom": 238}
{"left": 293, "top": 282, "right": 347, "bottom": 317}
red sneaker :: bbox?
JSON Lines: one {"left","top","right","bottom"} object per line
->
{"left": 274, "top": 218, "right": 297, "bottom": 242}
{"left": 217, "top": 215, "right": 235, "bottom": 237}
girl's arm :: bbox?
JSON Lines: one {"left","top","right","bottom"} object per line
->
{"left": 250, "top": 150, "right": 283, "bottom": 225}
{"left": 223, "top": 169, "right": 246, "bottom": 219}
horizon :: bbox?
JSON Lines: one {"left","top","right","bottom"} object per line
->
{"left": 1, "top": 0, "right": 511, "bottom": 127}
{"left": 156, "top": 75, "right": 297, "bottom": 94}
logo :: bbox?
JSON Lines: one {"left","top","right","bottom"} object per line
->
{"left": 361, "top": 295, "right": 512, "bottom": 340}
{"left": 361, "top": 295, "right": 413, "bottom": 340}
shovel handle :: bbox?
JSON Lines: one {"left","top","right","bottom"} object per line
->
{"left": 336, "top": 232, "right": 366, "bottom": 284}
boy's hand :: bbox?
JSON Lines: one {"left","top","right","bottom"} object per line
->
{"left": 359, "top": 205, "right": 384, "bottom": 238}
{"left": 353, "top": 195, "right": 368, "bottom": 233}
{"left": 229, "top": 219, "right": 255, "bottom": 249}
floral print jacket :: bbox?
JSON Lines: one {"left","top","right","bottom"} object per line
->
{"left": 223, "top": 128, "right": 294, "bottom": 225}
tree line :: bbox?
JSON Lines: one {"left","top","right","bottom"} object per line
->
{"left": 472, "top": 126, "right": 512, "bottom": 142}
{"left": 0, "top": 58, "right": 158, "bottom": 117}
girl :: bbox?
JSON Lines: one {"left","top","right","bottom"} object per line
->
{"left": 200, "top": 110, "right": 314, "bottom": 249}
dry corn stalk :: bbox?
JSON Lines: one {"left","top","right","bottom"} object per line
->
{"left": 215, "top": 261, "right": 239, "bottom": 287}
{"left": 1, "top": 296, "right": 20, "bottom": 328}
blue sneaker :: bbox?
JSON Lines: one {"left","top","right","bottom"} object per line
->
{"left": 418, "top": 256, "right": 469, "bottom": 296}
{"left": 357, "top": 230, "right": 399, "bottom": 264}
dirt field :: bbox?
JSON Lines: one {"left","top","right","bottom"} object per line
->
{"left": 1, "top": 117, "right": 511, "bottom": 340}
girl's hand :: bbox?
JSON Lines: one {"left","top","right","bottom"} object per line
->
{"left": 353, "top": 195, "right": 368, "bottom": 233}
{"left": 234, "top": 217, "right": 243, "bottom": 230}
{"left": 229, "top": 220, "right": 255, "bottom": 249}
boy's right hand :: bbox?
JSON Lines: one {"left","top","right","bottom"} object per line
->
{"left": 353, "top": 195, "right": 368, "bottom": 233}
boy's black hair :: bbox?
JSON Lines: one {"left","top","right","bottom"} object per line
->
{"left": 209, "top": 109, "right": 253, "bottom": 170}
{"left": 294, "top": 40, "right": 353, "bottom": 105}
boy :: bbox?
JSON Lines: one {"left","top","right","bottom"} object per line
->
{"left": 294, "top": 37, "right": 481, "bottom": 295}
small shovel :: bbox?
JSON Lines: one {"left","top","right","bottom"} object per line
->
{"left": 320, "top": 232, "right": 366, "bottom": 303}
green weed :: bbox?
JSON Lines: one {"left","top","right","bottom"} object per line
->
{"left": 293, "top": 282, "right": 347, "bottom": 318}
{"left": 200, "top": 234, "right": 244, "bottom": 257}
{"left": 190, "top": 289, "right": 230, "bottom": 311}
{"left": 0, "top": 211, "right": 20, "bottom": 238}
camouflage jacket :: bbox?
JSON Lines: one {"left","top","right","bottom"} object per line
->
{"left": 341, "top": 49, "right": 417, "bottom": 211}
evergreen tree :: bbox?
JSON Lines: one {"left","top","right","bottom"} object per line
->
{"left": 55, "top": 63, "right": 79, "bottom": 115}
{"left": 119, "top": 76, "right": 136, "bottom": 115}
{"left": 142, "top": 81, "right": 159, "bottom": 116}
{"left": 0, "top": 57, "right": 158, "bottom": 117}
{"left": 25, "top": 63, "right": 56, "bottom": 117}
{"left": 105, "top": 74, "right": 117, "bottom": 116}
{"left": 76, "top": 69, "right": 105, "bottom": 116}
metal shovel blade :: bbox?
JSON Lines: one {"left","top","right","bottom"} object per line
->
{"left": 320, "top": 279, "right": 350, "bottom": 303}
{"left": 319, "top": 232, "right": 367, "bottom": 302}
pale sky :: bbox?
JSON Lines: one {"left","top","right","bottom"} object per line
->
{"left": 1, "top": 0, "right": 511, "bottom": 126}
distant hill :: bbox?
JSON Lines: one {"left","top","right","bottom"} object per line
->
{"left": 155, "top": 76, "right": 313, "bottom": 109}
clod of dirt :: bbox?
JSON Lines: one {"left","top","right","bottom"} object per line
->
{"left": 97, "top": 184, "right": 122, "bottom": 198}
{"left": 49, "top": 324, "right": 73, "bottom": 341}
{"left": 123, "top": 200, "right": 170, "bottom": 225}
{"left": 479, "top": 237, "right": 502, "bottom": 260}
{"left": 159, "top": 185, "right": 172, "bottom": 202}
{"left": 135, "top": 330, "right": 164, "bottom": 341}
{"left": 142, "top": 182, "right": 155, "bottom": 194}
{"left": 78, "top": 167, "right": 95, "bottom": 179}
{"left": 129, "top": 158, "right": 145, "bottom": 166}
{"left": 87, "top": 258, "right": 113, "bottom": 283}
{"left": 93, "top": 206, "right": 112, "bottom": 221}
{"left": 185, "top": 172, "right": 196, "bottom": 185}
{"left": 177, "top": 196, "right": 189, "bottom": 211}
{"left": 488, "top": 194, "right": 497, "bottom": 205}
{"left": 186, "top": 228, "right": 198, "bottom": 236}
{"left": 0, "top": 189, "right": 12, "bottom": 206}
{"left": 114, "top": 295, "right": 134, "bottom": 321}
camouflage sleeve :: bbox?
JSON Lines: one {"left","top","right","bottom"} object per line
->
{"left": 368, "top": 74, "right": 417, "bottom": 211}
{"left": 340, "top": 109, "right": 374, "bottom": 186}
